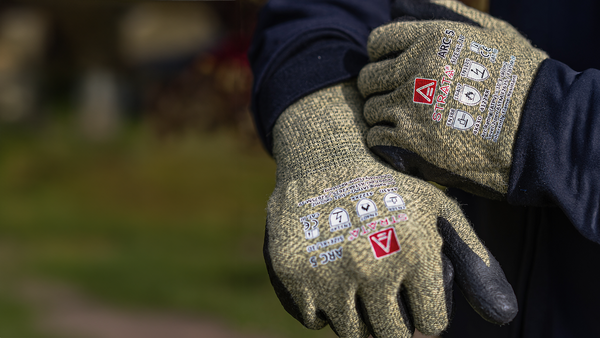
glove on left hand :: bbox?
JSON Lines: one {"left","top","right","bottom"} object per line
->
{"left": 358, "top": 0, "right": 548, "bottom": 199}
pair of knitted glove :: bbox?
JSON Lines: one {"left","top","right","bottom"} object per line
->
{"left": 265, "top": 1, "right": 547, "bottom": 337}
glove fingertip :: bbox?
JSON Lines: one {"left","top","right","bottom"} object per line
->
{"left": 437, "top": 217, "right": 518, "bottom": 325}
{"left": 264, "top": 226, "right": 328, "bottom": 330}
{"left": 488, "top": 292, "right": 519, "bottom": 324}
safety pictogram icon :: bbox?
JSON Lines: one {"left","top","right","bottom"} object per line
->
{"left": 329, "top": 207, "right": 351, "bottom": 232}
{"left": 369, "top": 227, "right": 401, "bottom": 259}
{"left": 457, "top": 83, "right": 482, "bottom": 106}
{"left": 446, "top": 109, "right": 475, "bottom": 130}
{"left": 384, "top": 193, "right": 405, "bottom": 211}
{"left": 356, "top": 198, "right": 378, "bottom": 221}
{"left": 413, "top": 78, "right": 437, "bottom": 104}
{"left": 461, "top": 58, "right": 489, "bottom": 81}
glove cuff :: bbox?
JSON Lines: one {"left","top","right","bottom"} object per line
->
{"left": 272, "top": 81, "right": 376, "bottom": 181}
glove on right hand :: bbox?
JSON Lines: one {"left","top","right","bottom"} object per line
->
{"left": 358, "top": 0, "right": 548, "bottom": 199}
{"left": 265, "top": 81, "right": 517, "bottom": 338}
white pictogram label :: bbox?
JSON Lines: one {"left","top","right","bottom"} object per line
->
{"left": 356, "top": 198, "right": 378, "bottom": 222}
{"left": 461, "top": 58, "right": 489, "bottom": 81}
{"left": 304, "top": 223, "right": 320, "bottom": 240}
{"left": 455, "top": 83, "right": 482, "bottom": 106}
{"left": 329, "top": 207, "right": 351, "bottom": 232}
{"left": 446, "top": 109, "right": 475, "bottom": 130}
{"left": 300, "top": 213, "right": 320, "bottom": 240}
{"left": 384, "top": 193, "right": 405, "bottom": 211}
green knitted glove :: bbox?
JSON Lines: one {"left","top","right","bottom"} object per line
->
{"left": 265, "top": 81, "right": 517, "bottom": 338}
{"left": 358, "top": 0, "right": 548, "bottom": 199}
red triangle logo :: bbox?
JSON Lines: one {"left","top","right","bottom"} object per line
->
{"left": 413, "top": 78, "right": 437, "bottom": 105}
{"left": 369, "top": 227, "right": 401, "bottom": 259}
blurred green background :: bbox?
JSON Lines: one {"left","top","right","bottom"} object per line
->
{"left": 0, "top": 0, "right": 337, "bottom": 337}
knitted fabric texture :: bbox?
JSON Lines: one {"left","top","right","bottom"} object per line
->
{"left": 358, "top": 0, "right": 548, "bottom": 198}
{"left": 266, "top": 81, "right": 512, "bottom": 338}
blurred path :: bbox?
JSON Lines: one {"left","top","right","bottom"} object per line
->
{"left": 19, "top": 281, "right": 279, "bottom": 338}
{"left": 19, "top": 280, "right": 436, "bottom": 338}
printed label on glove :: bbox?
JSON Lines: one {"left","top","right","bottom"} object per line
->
{"left": 384, "top": 193, "right": 405, "bottom": 211}
{"left": 472, "top": 115, "right": 483, "bottom": 135}
{"left": 431, "top": 66, "right": 456, "bottom": 122}
{"left": 300, "top": 213, "right": 320, "bottom": 240}
{"left": 413, "top": 78, "right": 437, "bottom": 105}
{"left": 453, "top": 83, "right": 482, "bottom": 106}
{"left": 329, "top": 207, "right": 351, "bottom": 232}
{"left": 299, "top": 175, "right": 396, "bottom": 208}
{"left": 379, "top": 187, "right": 398, "bottom": 194}
{"left": 356, "top": 198, "right": 378, "bottom": 221}
{"left": 351, "top": 191, "right": 374, "bottom": 201}
{"left": 347, "top": 214, "right": 409, "bottom": 241}
{"left": 461, "top": 58, "right": 489, "bottom": 81}
{"left": 450, "top": 35, "right": 465, "bottom": 65}
{"left": 438, "top": 28, "right": 457, "bottom": 59}
{"left": 309, "top": 246, "right": 343, "bottom": 268}
{"left": 479, "top": 89, "right": 491, "bottom": 112}
{"left": 470, "top": 41, "right": 499, "bottom": 63}
{"left": 437, "top": 36, "right": 452, "bottom": 59}
{"left": 369, "top": 227, "right": 401, "bottom": 259}
{"left": 480, "top": 56, "right": 518, "bottom": 142}
{"left": 306, "top": 235, "right": 344, "bottom": 253}
{"left": 446, "top": 109, "right": 475, "bottom": 130}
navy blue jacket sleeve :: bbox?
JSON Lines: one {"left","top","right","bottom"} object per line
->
{"left": 508, "top": 59, "right": 600, "bottom": 242}
{"left": 248, "top": 0, "right": 391, "bottom": 153}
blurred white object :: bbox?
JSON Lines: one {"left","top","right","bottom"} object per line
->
{"left": 77, "top": 68, "right": 122, "bottom": 141}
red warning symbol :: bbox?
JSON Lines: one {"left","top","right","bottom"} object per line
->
{"left": 368, "top": 227, "right": 401, "bottom": 259}
{"left": 413, "top": 78, "right": 437, "bottom": 105}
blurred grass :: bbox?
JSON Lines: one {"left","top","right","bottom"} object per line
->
{"left": 0, "top": 121, "right": 335, "bottom": 338}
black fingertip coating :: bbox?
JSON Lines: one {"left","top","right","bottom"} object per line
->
{"left": 263, "top": 224, "right": 305, "bottom": 324}
{"left": 390, "top": 0, "right": 482, "bottom": 27}
{"left": 437, "top": 217, "right": 518, "bottom": 324}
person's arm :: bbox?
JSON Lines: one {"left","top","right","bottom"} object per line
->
{"left": 508, "top": 59, "right": 600, "bottom": 242}
{"left": 248, "top": 0, "right": 391, "bottom": 152}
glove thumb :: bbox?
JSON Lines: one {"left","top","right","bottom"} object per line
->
{"left": 437, "top": 216, "right": 518, "bottom": 324}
